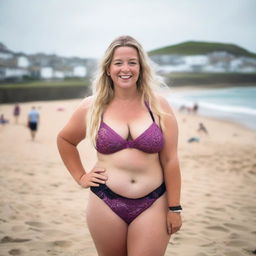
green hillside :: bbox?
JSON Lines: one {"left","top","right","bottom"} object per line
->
{"left": 148, "top": 41, "right": 256, "bottom": 58}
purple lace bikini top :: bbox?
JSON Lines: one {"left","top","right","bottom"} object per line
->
{"left": 96, "top": 103, "right": 164, "bottom": 154}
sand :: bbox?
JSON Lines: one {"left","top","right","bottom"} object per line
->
{"left": 0, "top": 92, "right": 256, "bottom": 256}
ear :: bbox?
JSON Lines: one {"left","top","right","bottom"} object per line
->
{"left": 106, "top": 66, "right": 111, "bottom": 76}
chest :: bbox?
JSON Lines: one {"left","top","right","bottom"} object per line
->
{"left": 102, "top": 111, "right": 153, "bottom": 140}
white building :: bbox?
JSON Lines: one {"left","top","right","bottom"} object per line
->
{"left": 17, "top": 56, "right": 30, "bottom": 68}
{"left": 0, "top": 52, "right": 13, "bottom": 60}
{"left": 40, "top": 67, "right": 53, "bottom": 79}
{"left": 157, "top": 64, "right": 193, "bottom": 73}
{"left": 203, "top": 65, "right": 227, "bottom": 73}
{"left": 73, "top": 66, "right": 87, "bottom": 77}
{"left": 53, "top": 70, "right": 65, "bottom": 79}
{"left": 183, "top": 55, "right": 208, "bottom": 66}
{"left": 4, "top": 67, "right": 29, "bottom": 78}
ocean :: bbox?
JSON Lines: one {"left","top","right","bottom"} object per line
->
{"left": 167, "top": 86, "right": 256, "bottom": 130}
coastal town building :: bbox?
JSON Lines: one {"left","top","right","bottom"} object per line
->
{"left": 1, "top": 42, "right": 256, "bottom": 82}
{"left": 151, "top": 52, "right": 256, "bottom": 74}
{"left": 0, "top": 43, "right": 96, "bottom": 81}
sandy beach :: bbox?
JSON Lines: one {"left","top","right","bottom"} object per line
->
{"left": 0, "top": 90, "right": 256, "bottom": 256}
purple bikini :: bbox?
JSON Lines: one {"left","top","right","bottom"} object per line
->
{"left": 91, "top": 103, "right": 165, "bottom": 224}
{"left": 91, "top": 183, "right": 166, "bottom": 224}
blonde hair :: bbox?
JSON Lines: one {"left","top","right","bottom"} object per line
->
{"left": 88, "top": 35, "right": 166, "bottom": 145}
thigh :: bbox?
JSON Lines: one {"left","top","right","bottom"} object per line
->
{"left": 127, "top": 194, "right": 170, "bottom": 256}
{"left": 86, "top": 191, "right": 128, "bottom": 256}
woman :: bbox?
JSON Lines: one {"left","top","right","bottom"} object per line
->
{"left": 13, "top": 103, "right": 20, "bottom": 124}
{"left": 57, "top": 35, "right": 182, "bottom": 256}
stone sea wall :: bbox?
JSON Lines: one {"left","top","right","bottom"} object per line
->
{"left": 0, "top": 86, "right": 91, "bottom": 103}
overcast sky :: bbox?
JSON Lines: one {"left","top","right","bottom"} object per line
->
{"left": 0, "top": 0, "right": 255, "bottom": 58}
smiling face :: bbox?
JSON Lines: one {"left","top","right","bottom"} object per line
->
{"left": 108, "top": 46, "right": 140, "bottom": 90}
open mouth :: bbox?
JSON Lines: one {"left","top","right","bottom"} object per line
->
{"left": 119, "top": 75, "right": 132, "bottom": 79}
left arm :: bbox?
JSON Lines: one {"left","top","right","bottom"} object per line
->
{"left": 158, "top": 95, "right": 182, "bottom": 235}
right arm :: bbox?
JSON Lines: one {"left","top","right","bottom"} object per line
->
{"left": 56, "top": 97, "right": 107, "bottom": 187}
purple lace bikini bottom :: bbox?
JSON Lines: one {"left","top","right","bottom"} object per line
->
{"left": 90, "top": 183, "right": 166, "bottom": 224}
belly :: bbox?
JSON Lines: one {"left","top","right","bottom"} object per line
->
{"left": 94, "top": 149, "right": 164, "bottom": 198}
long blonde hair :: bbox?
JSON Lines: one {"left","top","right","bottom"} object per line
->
{"left": 88, "top": 35, "right": 166, "bottom": 145}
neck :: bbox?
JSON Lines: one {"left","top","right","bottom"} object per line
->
{"left": 113, "top": 87, "right": 140, "bottom": 101}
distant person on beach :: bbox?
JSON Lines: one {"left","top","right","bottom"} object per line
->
{"left": 0, "top": 114, "right": 9, "bottom": 125}
{"left": 27, "top": 106, "right": 39, "bottom": 141}
{"left": 179, "top": 104, "right": 186, "bottom": 112}
{"left": 57, "top": 35, "right": 182, "bottom": 256}
{"left": 13, "top": 104, "right": 20, "bottom": 124}
{"left": 179, "top": 103, "right": 198, "bottom": 114}
{"left": 192, "top": 102, "right": 198, "bottom": 113}
{"left": 197, "top": 122, "right": 208, "bottom": 135}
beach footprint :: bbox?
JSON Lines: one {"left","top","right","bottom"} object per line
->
{"left": 206, "top": 225, "right": 229, "bottom": 232}
{"left": 9, "top": 249, "right": 22, "bottom": 255}
{"left": 49, "top": 240, "right": 72, "bottom": 248}
{"left": 224, "top": 223, "right": 248, "bottom": 231}
{"left": 225, "top": 239, "right": 250, "bottom": 247}
{"left": 25, "top": 221, "right": 46, "bottom": 228}
{"left": 1, "top": 236, "right": 31, "bottom": 243}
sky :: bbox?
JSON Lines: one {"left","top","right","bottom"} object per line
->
{"left": 0, "top": 0, "right": 255, "bottom": 59}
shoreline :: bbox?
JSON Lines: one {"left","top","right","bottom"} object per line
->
{"left": 169, "top": 82, "right": 256, "bottom": 89}
{"left": 1, "top": 83, "right": 255, "bottom": 132}
{"left": 166, "top": 85, "right": 256, "bottom": 131}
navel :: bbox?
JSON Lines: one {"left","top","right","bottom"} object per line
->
{"left": 130, "top": 179, "right": 136, "bottom": 184}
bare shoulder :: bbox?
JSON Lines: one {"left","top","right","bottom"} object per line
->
{"left": 76, "top": 95, "right": 94, "bottom": 112}
{"left": 155, "top": 93, "right": 178, "bottom": 133}
{"left": 155, "top": 94, "right": 174, "bottom": 114}
{"left": 70, "top": 96, "right": 94, "bottom": 120}
{"left": 57, "top": 96, "right": 94, "bottom": 144}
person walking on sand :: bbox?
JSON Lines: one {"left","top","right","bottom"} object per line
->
{"left": 57, "top": 35, "right": 182, "bottom": 256}
{"left": 13, "top": 103, "right": 20, "bottom": 124}
{"left": 197, "top": 122, "right": 208, "bottom": 135}
{"left": 28, "top": 106, "right": 39, "bottom": 141}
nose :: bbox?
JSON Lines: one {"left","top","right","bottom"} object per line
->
{"left": 121, "top": 63, "right": 130, "bottom": 72}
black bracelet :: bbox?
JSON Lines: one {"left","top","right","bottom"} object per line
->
{"left": 169, "top": 205, "right": 182, "bottom": 211}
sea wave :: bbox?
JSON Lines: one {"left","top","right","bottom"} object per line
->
{"left": 168, "top": 86, "right": 256, "bottom": 129}
{"left": 169, "top": 97, "right": 256, "bottom": 115}
{"left": 198, "top": 101, "right": 256, "bottom": 115}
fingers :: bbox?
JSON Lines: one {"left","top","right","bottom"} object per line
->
{"left": 92, "top": 167, "right": 106, "bottom": 173}
{"left": 91, "top": 176, "right": 107, "bottom": 185}
{"left": 167, "top": 212, "right": 182, "bottom": 235}
{"left": 92, "top": 168, "right": 108, "bottom": 179}
{"left": 171, "top": 226, "right": 181, "bottom": 234}
{"left": 93, "top": 172, "right": 108, "bottom": 180}
{"left": 167, "top": 224, "right": 181, "bottom": 235}
{"left": 80, "top": 167, "right": 109, "bottom": 188}
{"left": 84, "top": 179, "right": 102, "bottom": 188}
{"left": 167, "top": 224, "right": 172, "bottom": 235}
{"left": 92, "top": 171, "right": 108, "bottom": 183}
{"left": 89, "top": 181, "right": 100, "bottom": 187}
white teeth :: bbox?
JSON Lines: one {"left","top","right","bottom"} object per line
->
{"left": 120, "top": 75, "right": 131, "bottom": 79}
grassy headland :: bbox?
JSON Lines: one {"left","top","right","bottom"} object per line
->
{"left": 148, "top": 41, "right": 256, "bottom": 58}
